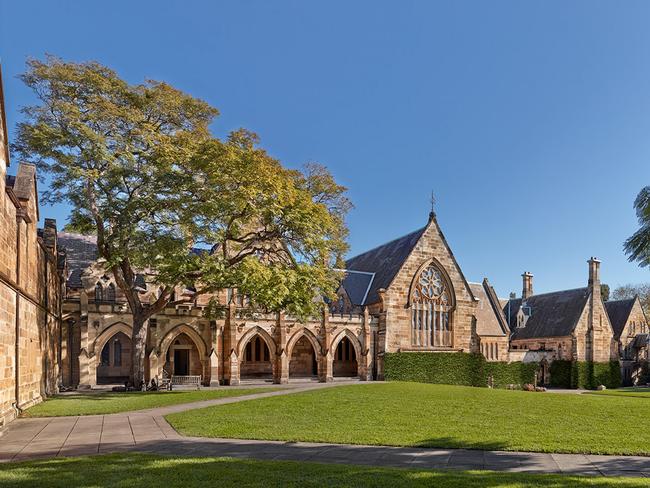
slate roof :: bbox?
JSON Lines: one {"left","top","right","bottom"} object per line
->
{"left": 604, "top": 298, "right": 636, "bottom": 339}
{"left": 57, "top": 232, "right": 98, "bottom": 288}
{"left": 339, "top": 270, "right": 375, "bottom": 306}
{"left": 469, "top": 280, "right": 509, "bottom": 336}
{"left": 505, "top": 287, "right": 590, "bottom": 340}
{"left": 343, "top": 226, "right": 426, "bottom": 305}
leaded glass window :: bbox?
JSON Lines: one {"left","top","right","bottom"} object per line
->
{"left": 410, "top": 263, "right": 452, "bottom": 347}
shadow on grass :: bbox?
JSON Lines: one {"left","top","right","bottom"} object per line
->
{"left": 1, "top": 453, "right": 649, "bottom": 488}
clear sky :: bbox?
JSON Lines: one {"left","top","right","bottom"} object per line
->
{"left": 2, "top": 1, "right": 650, "bottom": 297}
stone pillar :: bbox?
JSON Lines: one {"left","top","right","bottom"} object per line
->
{"left": 376, "top": 289, "right": 387, "bottom": 381}
{"left": 273, "top": 313, "right": 289, "bottom": 384}
{"left": 360, "top": 307, "right": 372, "bottom": 381}
{"left": 319, "top": 309, "right": 333, "bottom": 382}
{"left": 209, "top": 349, "right": 220, "bottom": 387}
{"left": 77, "top": 318, "right": 94, "bottom": 388}
{"left": 224, "top": 303, "right": 240, "bottom": 385}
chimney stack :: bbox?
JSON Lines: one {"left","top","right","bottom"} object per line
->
{"left": 588, "top": 257, "right": 601, "bottom": 294}
{"left": 522, "top": 272, "right": 533, "bottom": 299}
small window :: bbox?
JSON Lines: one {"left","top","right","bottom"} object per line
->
{"left": 95, "top": 283, "right": 104, "bottom": 302}
{"left": 106, "top": 283, "right": 116, "bottom": 302}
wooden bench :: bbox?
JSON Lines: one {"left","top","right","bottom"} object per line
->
{"left": 171, "top": 375, "right": 202, "bottom": 390}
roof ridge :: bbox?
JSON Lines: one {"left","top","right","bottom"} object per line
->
{"left": 521, "top": 286, "right": 588, "bottom": 299}
{"left": 346, "top": 226, "right": 426, "bottom": 263}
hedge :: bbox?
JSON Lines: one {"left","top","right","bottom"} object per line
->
{"left": 383, "top": 352, "right": 536, "bottom": 388}
{"left": 549, "top": 360, "right": 621, "bottom": 389}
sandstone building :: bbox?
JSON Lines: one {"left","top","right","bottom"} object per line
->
{"left": 1, "top": 65, "right": 649, "bottom": 428}
{"left": 0, "top": 67, "right": 65, "bottom": 427}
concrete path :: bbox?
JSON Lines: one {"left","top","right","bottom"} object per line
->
{"left": 1, "top": 383, "right": 650, "bottom": 478}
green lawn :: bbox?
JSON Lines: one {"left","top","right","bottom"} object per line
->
{"left": 0, "top": 453, "right": 647, "bottom": 487}
{"left": 167, "top": 382, "right": 650, "bottom": 456}
{"left": 25, "top": 387, "right": 275, "bottom": 416}
{"left": 586, "top": 387, "right": 650, "bottom": 399}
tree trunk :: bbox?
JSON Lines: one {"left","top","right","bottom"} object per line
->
{"left": 130, "top": 315, "right": 149, "bottom": 390}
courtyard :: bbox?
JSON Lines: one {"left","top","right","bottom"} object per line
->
{"left": 2, "top": 381, "right": 650, "bottom": 485}
{"left": 165, "top": 382, "right": 650, "bottom": 456}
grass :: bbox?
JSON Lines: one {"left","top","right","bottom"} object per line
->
{"left": 0, "top": 453, "right": 648, "bottom": 487}
{"left": 167, "top": 382, "right": 650, "bottom": 456}
{"left": 585, "top": 387, "right": 650, "bottom": 399}
{"left": 24, "top": 387, "right": 276, "bottom": 416}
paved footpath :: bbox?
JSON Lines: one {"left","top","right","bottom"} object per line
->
{"left": 1, "top": 383, "right": 650, "bottom": 478}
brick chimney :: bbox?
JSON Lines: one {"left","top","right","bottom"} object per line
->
{"left": 522, "top": 272, "right": 533, "bottom": 299}
{"left": 588, "top": 257, "right": 601, "bottom": 299}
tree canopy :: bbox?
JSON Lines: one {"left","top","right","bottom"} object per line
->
{"left": 624, "top": 186, "right": 650, "bottom": 268}
{"left": 13, "top": 56, "right": 351, "bottom": 386}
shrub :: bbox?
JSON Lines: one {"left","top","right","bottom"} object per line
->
{"left": 549, "top": 360, "right": 621, "bottom": 389}
{"left": 383, "top": 352, "right": 536, "bottom": 388}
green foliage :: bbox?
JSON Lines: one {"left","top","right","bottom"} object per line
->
{"left": 13, "top": 56, "right": 351, "bottom": 385}
{"left": 550, "top": 360, "right": 621, "bottom": 389}
{"left": 624, "top": 186, "right": 650, "bottom": 268}
{"left": 484, "top": 361, "right": 538, "bottom": 388}
{"left": 383, "top": 352, "right": 536, "bottom": 388}
{"left": 600, "top": 283, "right": 610, "bottom": 301}
{"left": 384, "top": 352, "right": 485, "bottom": 386}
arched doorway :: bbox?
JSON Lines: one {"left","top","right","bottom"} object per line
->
{"left": 289, "top": 336, "right": 318, "bottom": 378}
{"left": 97, "top": 331, "right": 131, "bottom": 384}
{"left": 164, "top": 333, "right": 202, "bottom": 377}
{"left": 240, "top": 335, "right": 273, "bottom": 379}
{"left": 333, "top": 336, "right": 357, "bottom": 377}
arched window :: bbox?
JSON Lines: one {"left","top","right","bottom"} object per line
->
{"left": 95, "top": 283, "right": 104, "bottom": 302}
{"left": 106, "top": 283, "right": 116, "bottom": 302}
{"left": 410, "top": 263, "right": 453, "bottom": 347}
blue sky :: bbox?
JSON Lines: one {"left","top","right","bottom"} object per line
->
{"left": 2, "top": 1, "right": 650, "bottom": 297}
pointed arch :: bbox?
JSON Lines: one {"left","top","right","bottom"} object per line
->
{"left": 159, "top": 323, "right": 209, "bottom": 362}
{"left": 406, "top": 258, "right": 456, "bottom": 309}
{"left": 92, "top": 322, "right": 132, "bottom": 357}
{"left": 330, "top": 328, "right": 363, "bottom": 359}
{"left": 236, "top": 326, "right": 277, "bottom": 359}
{"left": 287, "top": 328, "right": 323, "bottom": 357}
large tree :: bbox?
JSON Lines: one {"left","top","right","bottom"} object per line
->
{"left": 14, "top": 56, "right": 350, "bottom": 388}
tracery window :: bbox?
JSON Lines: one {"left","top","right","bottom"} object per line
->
{"left": 410, "top": 263, "right": 453, "bottom": 347}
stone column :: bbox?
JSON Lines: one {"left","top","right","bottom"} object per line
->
{"left": 359, "top": 307, "right": 372, "bottom": 381}
{"left": 376, "top": 289, "right": 387, "bottom": 381}
{"left": 77, "top": 317, "right": 94, "bottom": 388}
{"left": 319, "top": 308, "right": 333, "bottom": 382}
{"left": 273, "top": 312, "right": 289, "bottom": 384}
{"left": 224, "top": 303, "right": 240, "bottom": 385}
{"left": 208, "top": 320, "right": 220, "bottom": 386}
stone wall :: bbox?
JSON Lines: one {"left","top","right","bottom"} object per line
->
{"left": 0, "top": 73, "right": 64, "bottom": 426}
{"left": 381, "top": 214, "right": 477, "bottom": 355}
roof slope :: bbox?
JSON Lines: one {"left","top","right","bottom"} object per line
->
{"left": 604, "top": 298, "right": 635, "bottom": 338}
{"left": 344, "top": 226, "right": 426, "bottom": 305}
{"left": 469, "top": 280, "right": 509, "bottom": 336}
{"left": 57, "top": 232, "right": 98, "bottom": 288}
{"left": 505, "top": 287, "right": 590, "bottom": 340}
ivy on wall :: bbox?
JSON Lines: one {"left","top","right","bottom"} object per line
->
{"left": 550, "top": 360, "right": 621, "bottom": 389}
{"left": 383, "top": 352, "right": 536, "bottom": 388}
